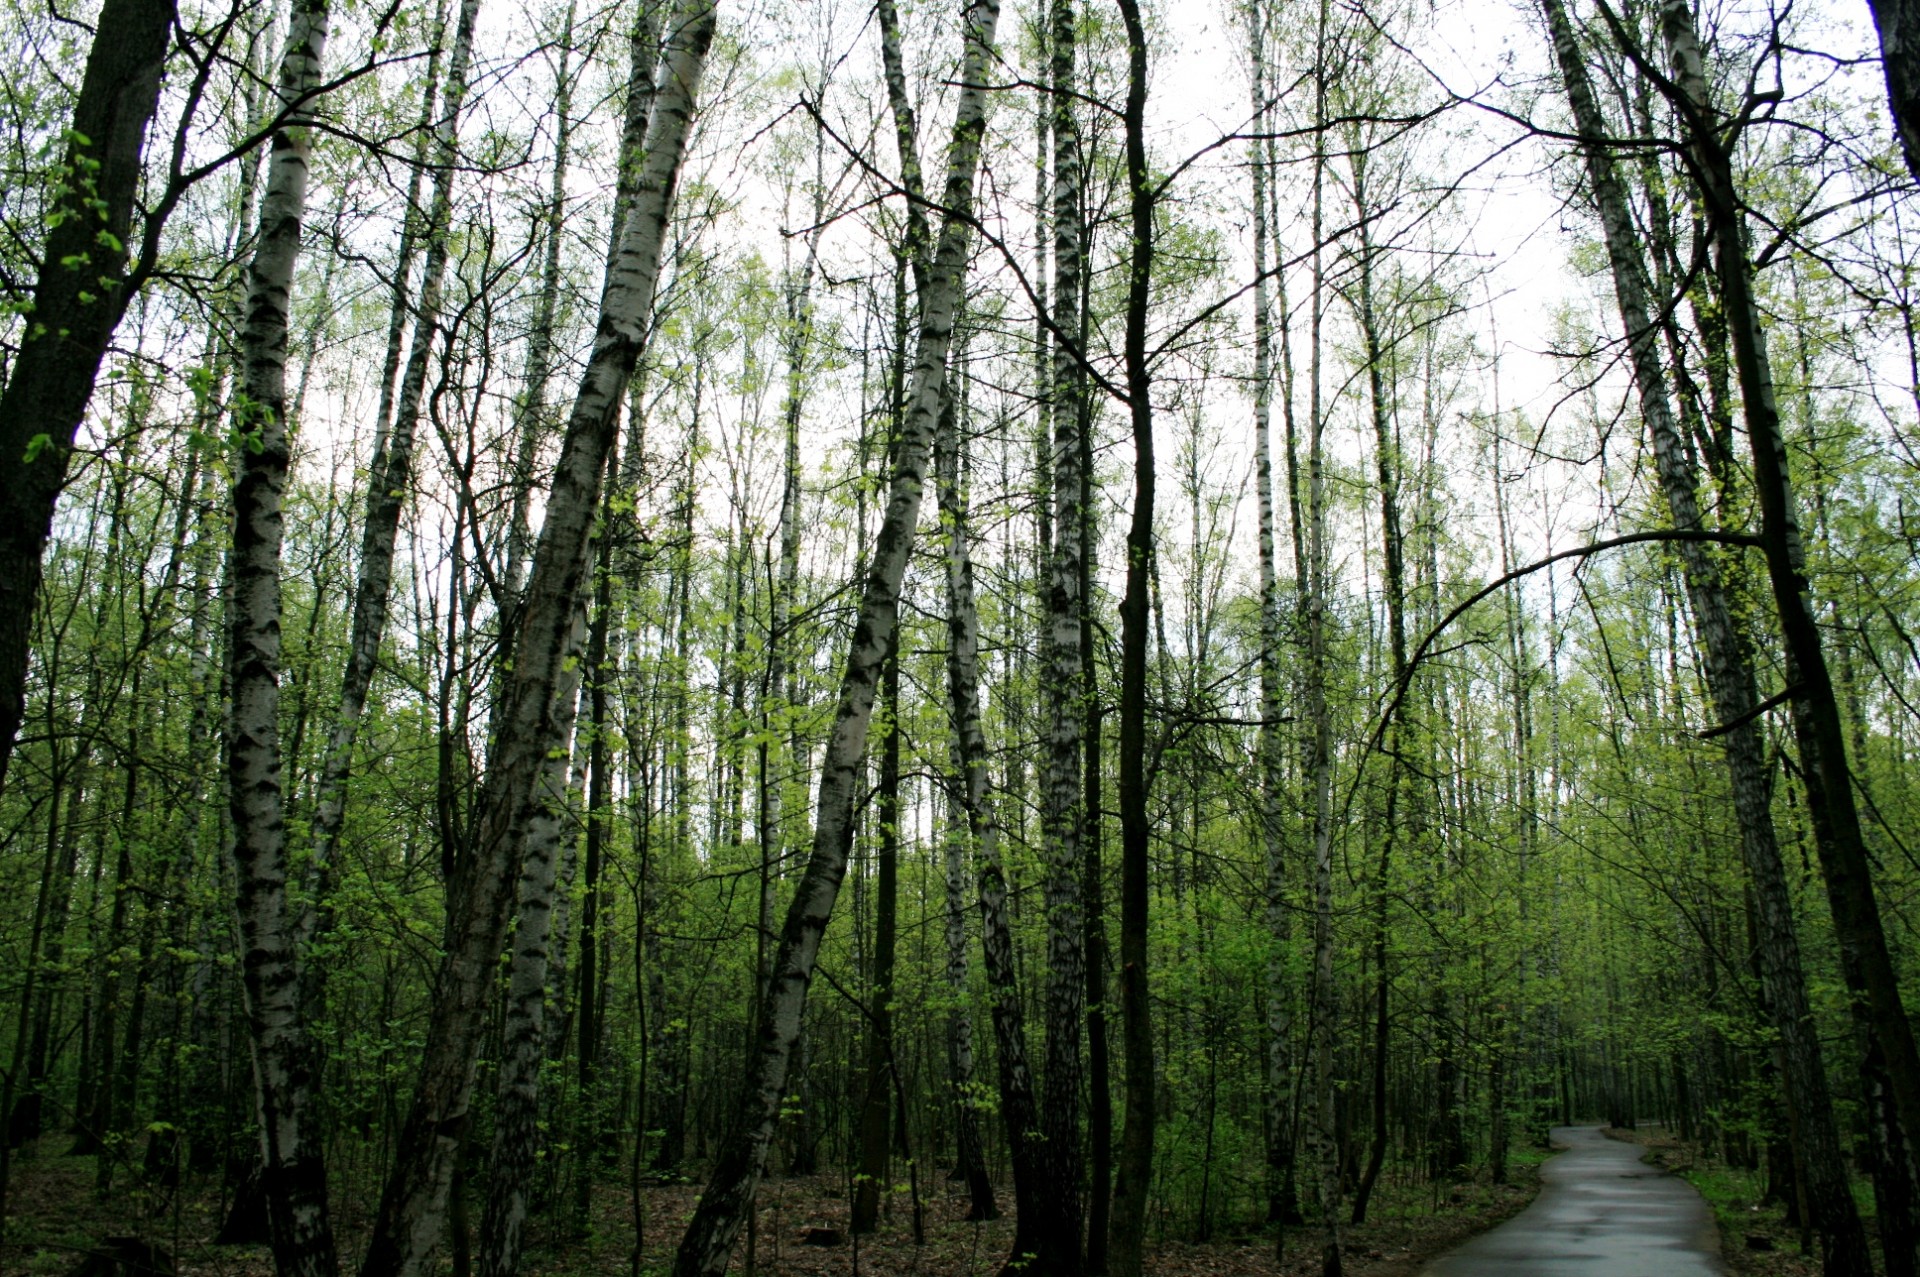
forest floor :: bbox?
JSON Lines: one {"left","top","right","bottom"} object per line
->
{"left": 1601, "top": 1126, "right": 1826, "bottom": 1277}
{"left": 2, "top": 1144, "right": 1542, "bottom": 1277}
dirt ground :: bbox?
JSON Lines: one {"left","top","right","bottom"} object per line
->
{"left": 2, "top": 1146, "right": 1540, "bottom": 1277}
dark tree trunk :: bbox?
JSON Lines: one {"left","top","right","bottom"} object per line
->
{"left": 851, "top": 641, "right": 901, "bottom": 1235}
{"left": 1869, "top": 0, "right": 1920, "bottom": 181}
{"left": 1546, "top": 4, "right": 1877, "bottom": 1268}
{"left": 571, "top": 516, "right": 618, "bottom": 1238}
{"left": 1108, "top": 5, "right": 1156, "bottom": 1274}
{"left": 1650, "top": 10, "right": 1920, "bottom": 1264}
{"left": 0, "top": 0, "right": 175, "bottom": 797}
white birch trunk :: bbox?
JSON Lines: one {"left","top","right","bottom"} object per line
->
{"left": 1304, "top": 6, "right": 1342, "bottom": 1265}
{"left": 668, "top": 5, "right": 1001, "bottom": 1272}
{"left": 933, "top": 380, "right": 1019, "bottom": 1232}
{"left": 1039, "top": 1, "right": 1088, "bottom": 1261}
{"left": 1246, "top": 0, "right": 1299, "bottom": 1232}
{"left": 356, "top": 8, "right": 714, "bottom": 1275}
{"left": 475, "top": 596, "right": 589, "bottom": 1277}
{"left": 504, "top": 0, "right": 580, "bottom": 596}
{"left": 1538, "top": 3, "right": 1869, "bottom": 1268}
{"left": 225, "top": 2, "right": 339, "bottom": 1274}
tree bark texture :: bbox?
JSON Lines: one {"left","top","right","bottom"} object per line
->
{"left": 1869, "top": 0, "right": 1920, "bottom": 182}
{"left": 475, "top": 594, "right": 589, "bottom": 1277}
{"left": 356, "top": 8, "right": 713, "bottom": 1275}
{"left": 1040, "top": 0, "right": 1089, "bottom": 1268}
{"left": 1541, "top": 3, "right": 1872, "bottom": 1269}
{"left": 224, "top": 2, "right": 341, "bottom": 1274}
{"left": 0, "top": 0, "right": 176, "bottom": 795}
{"left": 667, "top": 6, "right": 1001, "bottom": 1272}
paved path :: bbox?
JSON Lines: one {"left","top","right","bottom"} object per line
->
{"left": 1421, "top": 1126, "right": 1723, "bottom": 1276}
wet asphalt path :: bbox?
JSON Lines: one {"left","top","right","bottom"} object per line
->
{"left": 1421, "top": 1126, "right": 1723, "bottom": 1276}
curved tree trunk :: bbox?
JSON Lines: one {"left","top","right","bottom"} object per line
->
{"left": 1538, "top": 4, "right": 1872, "bottom": 1271}
{"left": 356, "top": 8, "right": 713, "bottom": 1275}
{"left": 668, "top": 5, "right": 1000, "bottom": 1271}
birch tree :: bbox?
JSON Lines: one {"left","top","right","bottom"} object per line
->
{"left": 1539, "top": 2, "right": 1870, "bottom": 1268}
{"left": 669, "top": 3, "right": 1001, "bottom": 1270}
{"left": 1038, "top": 0, "right": 1089, "bottom": 1267}
{"left": 1303, "top": 3, "right": 1344, "bottom": 1267}
{"left": 357, "top": 6, "right": 715, "bottom": 1273}
{"left": 931, "top": 387, "right": 998, "bottom": 1223}
{"left": 1245, "top": 0, "right": 1301, "bottom": 1236}
{"left": 223, "top": 1, "right": 341, "bottom": 1273}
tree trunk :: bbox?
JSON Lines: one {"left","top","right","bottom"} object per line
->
{"left": 668, "top": 6, "right": 1000, "bottom": 1270}
{"left": 475, "top": 593, "right": 589, "bottom": 1277}
{"left": 224, "top": 2, "right": 342, "bottom": 1273}
{"left": 934, "top": 351, "right": 1034, "bottom": 1253}
{"left": 1039, "top": 0, "right": 1088, "bottom": 1267}
{"left": 851, "top": 639, "right": 901, "bottom": 1235}
{"left": 0, "top": 735, "right": 78, "bottom": 1225}
{"left": 357, "top": 8, "right": 712, "bottom": 1274}
{"left": 1304, "top": 4, "right": 1343, "bottom": 1266}
{"left": 504, "top": 0, "right": 587, "bottom": 595}
{"left": 878, "top": 0, "right": 1006, "bottom": 1238}
{"left": 1108, "top": 8, "right": 1156, "bottom": 1277}
{"left": 567, "top": 534, "right": 614, "bottom": 1233}
{"left": 937, "top": 777, "right": 996, "bottom": 1218}
{"left": 1245, "top": 0, "right": 1302, "bottom": 1236}
{"left": 1081, "top": 331, "right": 1113, "bottom": 1277}
{"left": 1540, "top": 3, "right": 1872, "bottom": 1270}
{"left": 1868, "top": 0, "right": 1920, "bottom": 182}
{"left": 1656, "top": 3, "right": 1920, "bottom": 1261}
{"left": 1345, "top": 133, "right": 1417, "bottom": 1222}
{"left": 0, "top": 0, "right": 175, "bottom": 797}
